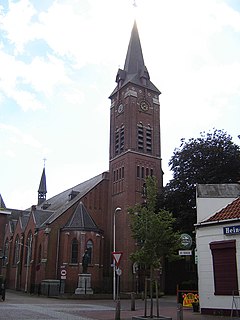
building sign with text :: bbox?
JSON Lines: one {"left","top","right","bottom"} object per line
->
{"left": 223, "top": 225, "right": 240, "bottom": 235}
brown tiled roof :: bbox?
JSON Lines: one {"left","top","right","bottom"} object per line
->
{"left": 206, "top": 197, "right": 240, "bottom": 222}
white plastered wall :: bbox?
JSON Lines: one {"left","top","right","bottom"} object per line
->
{"left": 197, "top": 223, "right": 240, "bottom": 311}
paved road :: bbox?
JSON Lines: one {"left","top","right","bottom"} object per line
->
{"left": 0, "top": 290, "right": 235, "bottom": 320}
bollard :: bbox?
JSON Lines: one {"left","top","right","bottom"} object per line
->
{"left": 177, "top": 303, "right": 183, "bottom": 320}
{"left": 131, "top": 292, "right": 135, "bottom": 311}
{"left": 115, "top": 299, "right": 121, "bottom": 320}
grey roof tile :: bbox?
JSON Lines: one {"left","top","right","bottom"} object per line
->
{"left": 19, "top": 214, "right": 30, "bottom": 231}
{"left": 64, "top": 201, "right": 100, "bottom": 232}
{"left": 197, "top": 184, "right": 240, "bottom": 198}
{"left": 39, "top": 172, "right": 108, "bottom": 225}
{"left": 33, "top": 210, "right": 53, "bottom": 228}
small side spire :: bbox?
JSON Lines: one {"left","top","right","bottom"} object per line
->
{"left": 38, "top": 165, "right": 47, "bottom": 206}
{"left": 0, "top": 194, "right": 6, "bottom": 209}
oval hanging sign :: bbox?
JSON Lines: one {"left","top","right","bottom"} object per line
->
{"left": 180, "top": 233, "right": 192, "bottom": 249}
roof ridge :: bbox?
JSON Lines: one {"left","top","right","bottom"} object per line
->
{"left": 41, "top": 172, "right": 107, "bottom": 225}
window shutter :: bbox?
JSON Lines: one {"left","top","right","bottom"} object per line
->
{"left": 210, "top": 240, "right": 238, "bottom": 295}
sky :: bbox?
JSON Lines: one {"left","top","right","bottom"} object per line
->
{"left": 0, "top": 0, "right": 240, "bottom": 210}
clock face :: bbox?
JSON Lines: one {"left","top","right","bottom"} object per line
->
{"left": 118, "top": 104, "right": 124, "bottom": 114}
{"left": 140, "top": 101, "right": 149, "bottom": 111}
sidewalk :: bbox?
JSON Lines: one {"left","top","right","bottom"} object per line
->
{"left": 2, "top": 290, "right": 235, "bottom": 320}
{"left": 76, "top": 297, "right": 234, "bottom": 320}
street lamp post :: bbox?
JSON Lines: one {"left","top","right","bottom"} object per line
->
{"left": 113, "top": 207, "right": 121, "bottom": 301}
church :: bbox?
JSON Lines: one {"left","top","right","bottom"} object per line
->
{"left": 0, "top": 20, "right": 163, "bottom": 294}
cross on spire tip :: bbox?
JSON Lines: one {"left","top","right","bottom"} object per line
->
{"left": 43, "top": 158, "right": 47, "bottom": 168}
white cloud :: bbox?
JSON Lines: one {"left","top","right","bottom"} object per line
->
{"left": 11, "top": 89, "right": 45, "bottom": 111}
{"left": 0, "top": 49, "right": 77, "bottom": 110}
{"left": 5, "top": 149, "right": 16, "bottom": 158}
{"left": 62, "top": 87, "right": 85, "bottom": 107}
{"left": 37, "top": 1, "right": 127, "bottom": 67}
{"left": 0, "top": 51, "right": 44, "bottom": 110}
{"left": 0, "top": 1, "right": 85, "bottom": 111}
{"left": 25, "top": 54, "right": 73, "bottom": 95}
{"left": 0, "top": 0, "right": 39, "bottom": 54}
{"left": 0, "top": 123, "right": 42, "bottom": 149}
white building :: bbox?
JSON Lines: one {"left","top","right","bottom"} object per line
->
{"left": 196, "top": 184, "right": 240, "bottom": 315}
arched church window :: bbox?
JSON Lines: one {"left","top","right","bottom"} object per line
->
{"left": 71, "top": 238, "right": 78, "bottom": 263}
{"left": 146, "top": 167, "right": 149, "bottom": 177}
{"left": 14, "top": 235, "right": 21, "bottom": 265}
{"left": 3, "top": 238, "right": 9, "bottom": 265}
{"left": 86, "top": 240, "right": 93, "bottom": 264}
{"left": 141, "top": 166, "right": 145, "bottom": 179}
{"left": 137, "top": 165, "right": 140, "bottom": 178}
{"left": 25, "top": 232, "right": 33, "bottom": 266}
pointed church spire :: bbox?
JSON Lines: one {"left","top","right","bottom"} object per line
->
{"left": 124, "top": 20, "right": 145, "bottom": 75}
{"left": 38, "top": 167, "right": 47, "bottom": 205}
{"left": 110, "top": 20, "right": 160, "bottom": 96}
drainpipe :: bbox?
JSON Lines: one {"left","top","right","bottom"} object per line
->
{"left": 19, "top": 233, "right": 25, "bottom": 289}
{"left": 25, "top": 235, "right": 32, "bottom": 292}
{"left": 32, "top": 229, "right": 39, "bottom": 292}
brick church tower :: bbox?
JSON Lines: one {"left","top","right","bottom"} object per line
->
{"left": 108, "top": 21, "right": 163, "bottom": 291}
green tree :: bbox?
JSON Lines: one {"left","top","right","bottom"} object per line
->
{"left": 129, "top": 176, "right": 180, "bottom": 317}
{"left": 164, "top": 129, "right": 240, "bottom": 233}
{"left": 129, "top": 177, "right": 180, "bottom": 266}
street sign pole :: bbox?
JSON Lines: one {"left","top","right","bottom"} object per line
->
{"left": 112, "top": 252, "right": 123, "bottom": 320}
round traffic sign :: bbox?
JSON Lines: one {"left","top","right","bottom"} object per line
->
{"left": 116, "top": 268, "right": 122, "bottom": 276}
{"left": 61, "top": 269, "right": 67, "bottom": 276}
